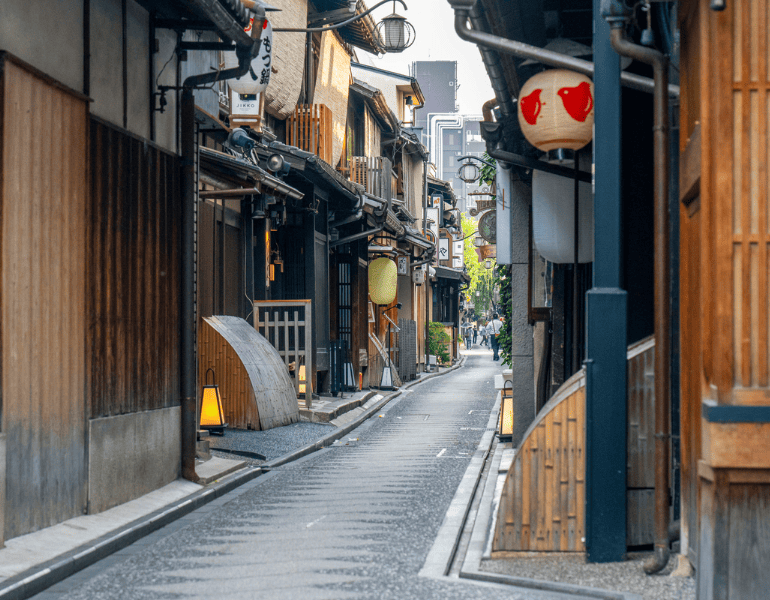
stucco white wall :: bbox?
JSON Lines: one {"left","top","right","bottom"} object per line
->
{"left": 0, "top": 0, "right": 85, "bottom": 93}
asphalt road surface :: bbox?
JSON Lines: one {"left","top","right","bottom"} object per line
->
{"left": 33, "top": 350, "right": 571, "bottom": 600}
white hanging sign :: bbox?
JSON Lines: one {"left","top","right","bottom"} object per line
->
{"left": 225, "top": 18, "right": 273, "bottom": 95}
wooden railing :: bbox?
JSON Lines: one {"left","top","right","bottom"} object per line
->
{"left": 253, "top": 300, "right": 313, "bottom": 408}
{"left": 287, "top": 104, "right": 333, "bottom": 165}
{"left": 349, "top": 156, "right": 393, "bottom": 201}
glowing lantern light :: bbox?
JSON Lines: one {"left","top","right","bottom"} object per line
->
{"left": 298, "top": 358, "right": 307, "bottom": 395}
{"left": 200, "top": 368, "right": 227, "bottom": 435}
{"left": 517, "top": 69, "right": 594, "bottom": 152}
{"left": 369, "top": 257, "right": 398, "bottom": 305}
{"left": 499, "top": 380, "right": 514, "bottom": 440}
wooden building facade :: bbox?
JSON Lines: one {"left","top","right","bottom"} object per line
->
{"left": 679, "top": 0, "right": 770, "bottom": 595}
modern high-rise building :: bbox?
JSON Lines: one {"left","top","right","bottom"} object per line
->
{"left": 411, "top": 62, "right": 489, "bottom": 214}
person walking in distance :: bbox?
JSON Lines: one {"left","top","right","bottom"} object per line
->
{"left": 489, "top": 313, "right": 504, "bottom": 361}
{"left": 472, "top": 324, "right": 478, "bottom": 345}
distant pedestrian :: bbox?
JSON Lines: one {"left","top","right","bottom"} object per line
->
{"left": 472, "top": 326, "right": 478, "bottom": 345}
{"left": 461, "top": 320, "right": 472, "bottom": 349}
{"left": 480, "top": 322, "right": 488, "bottom": 347}
{"left": 488, "top": 313, "right": 503, "bottom": 361}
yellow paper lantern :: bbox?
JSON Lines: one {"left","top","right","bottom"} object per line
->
{"left": 369, "top": 257, "right": 398, "bottom": 305}
{"left": 517, "top": 69, "right": 594, "bottom": 152}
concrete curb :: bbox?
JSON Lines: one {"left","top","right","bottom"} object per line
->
{"left": 0, "top": 358, "right": 466, "bottom": 600}
{"left": 420, "top": 401, "right": 499, "bottom": 579}
{"left": 422, "top": 386, "right": 643, "bottom": 600}
{"left": 0, "top": 466, "right": 262, "bottom": 600}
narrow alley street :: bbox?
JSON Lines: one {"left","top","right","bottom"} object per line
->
{"left": 29, "top": 351, "right": 572, "bottom": 600}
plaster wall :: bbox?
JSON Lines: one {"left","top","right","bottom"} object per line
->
{"left": 126, "top": 1, "right": 150, "bottom": 140}
{"left": 313, "top": 31, "right": 351, "bottom": 168}
{"left": 509, "top": 175, "right": 535, "bottom": 446}
{"left": 88, "top": 406, "right": 181, "bottom": 514}
{"left": 154, "top": 28, "right": 179, "bottom": 154}
{"left": 0, "top": 0, "right": 84, "bottom": 93}
{"left": 90, "top": 0, "right": 125, "bottom": 127}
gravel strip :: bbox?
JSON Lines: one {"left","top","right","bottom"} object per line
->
{"left": 208, "top": 422, "right": 335, "bottom": 465}
{"left": 479, "top": 554, "right": 695, "bottom": 600}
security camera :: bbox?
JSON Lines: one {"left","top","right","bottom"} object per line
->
{"left": 226, "top": 128, "right": 256, "bottom": 152}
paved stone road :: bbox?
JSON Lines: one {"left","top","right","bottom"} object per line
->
{"left": 34, "top": 350, "right": 570, "bottom": 600}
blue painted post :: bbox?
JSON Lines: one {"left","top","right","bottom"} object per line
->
{"left": 585, "top": 0, "right": 628, "bottom": 562}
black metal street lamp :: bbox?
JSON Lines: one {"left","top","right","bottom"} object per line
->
{"left": 457, "top": 154, "right": 496, "bottom": 183}
{"left": 271, "top": 0, "right": 415, "bottom": 53}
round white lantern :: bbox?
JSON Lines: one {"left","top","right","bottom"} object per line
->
{"left": 532, "top": 169, "right": 594, "bottom": 263}
{"left": 369, "top": 257, "right": 398, "bottom": 305}
{"left": 517, "top": 69, "right": 594, "bottom": 152}
{"left": 224, "top": 18, "right": 273, "bottom": 95}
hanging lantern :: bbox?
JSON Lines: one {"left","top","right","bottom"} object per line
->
{"left": 532, "top": 169, "right": 594, "bottom": 263}
{"left": 369, "top": 257, "right": 398, "bottom": 305}
{"left": 458, "top": 161, "right": 480, "bottom": 183}
{"left": 517, "top": 69, "right": 594, "bottom": 152}
{"left": 224, "top": 18, "right": 273, "bottom": 94}
{"left": 200, "top": 368, "right": 227, "bottom": 436}
{"left": 375, "top": 11, "right": 416, "bottom": 53}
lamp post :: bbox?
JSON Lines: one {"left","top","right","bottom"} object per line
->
{"left": 270, "top": 0, "right": 415, "bottom": 53}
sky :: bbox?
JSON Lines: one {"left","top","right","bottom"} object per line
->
{"left": 357, "top": 0, "right": 494, "bottom": 116}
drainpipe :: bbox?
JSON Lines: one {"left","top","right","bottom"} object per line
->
{"left": 603, "top": 5, "right": 672, "bottom": 575}
{"left": 179, "top": 4, "right": 263, "bottom": 483}
{"left": 447, "top": 0, "right": 679, "bottom": 98}
{"left": 423, "top": 156, "right": 430, "bottom": 370}
{"left": 482, "top": 98, "right": 498, "bottom": 123}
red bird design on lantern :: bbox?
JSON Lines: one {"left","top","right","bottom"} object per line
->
{"left": 557, "top": 82, "right": 593, "bottom": 122}
{"left": 519, "top": 88, "right": 543, "bottom": 125}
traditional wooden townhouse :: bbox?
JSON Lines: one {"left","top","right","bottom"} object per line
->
{"left": 449, "top": 0, "right": 770, "bottom": 596}
{"left": 0, "top": 0, "right": 275, "bottom": 544}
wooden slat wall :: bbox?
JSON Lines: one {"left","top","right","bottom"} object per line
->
{"left": 626, "top": 336, "right": 656, "bottom": 547}
{"left": 0, "top": 56, "right": 88, "bottom": 538}
{"left": 88, "top": 119, "right": 181, "bottom": 418}
{"left": 493, "top": 371, "right": 586, "bottom": 552}
{"left": 199, "top": 319, "right": 260, "bottom": 430}
{"left": 287, "top": 104, "right": 333, "bottom": 165}
{"left": 349, "top": 156, "right": 393, "bottom": 200}
{"left": 716, "top": 0, "right": 770, "bottom": 396}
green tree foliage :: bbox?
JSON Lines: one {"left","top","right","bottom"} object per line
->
{"left": 461, "top": 195, "right": 496, "bottom": 315}
{"left": 427, "top": 321, "right": 451, "bottom": 364}
{"left": 494, "top": 264, "right": 513, "bottom": 368}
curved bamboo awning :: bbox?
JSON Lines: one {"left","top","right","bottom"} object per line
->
{"left": 493, "top": 336, "right": 656, "bottom": 553}
{"left": 199, "top": 316, "right": 300, "bottom": 430}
